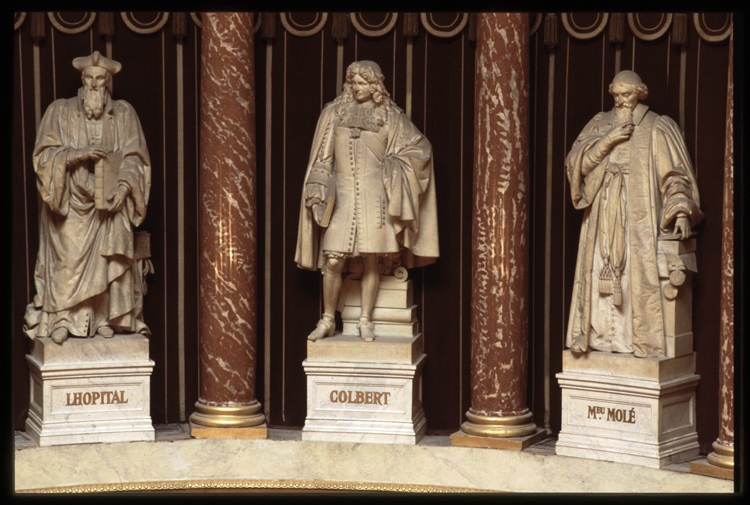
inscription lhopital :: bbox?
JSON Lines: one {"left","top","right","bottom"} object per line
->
{"left": 65, "top": 390, "right": 129, "bottom": 406}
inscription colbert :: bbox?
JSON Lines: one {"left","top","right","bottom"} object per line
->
{"left": 587, "top": 405, "right": 636, "bottom": 424}
{"left": 330, "top": 390, "right": 391, "bottom": 405}
{"left": 65, "top": 390, "right": 129, "bottom": 406}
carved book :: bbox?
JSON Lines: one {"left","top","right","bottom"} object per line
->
{"left": 94, "top": 153, "right": 121, "bottom": 210}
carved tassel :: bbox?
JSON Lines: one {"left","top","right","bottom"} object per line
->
{"left": 599, "top": 264, "right": 613, "bottom": 295}
{"left": 171, "top": 12, "right": 187, "bottom": 39}
{"left": 331, "top": 12, "right": 349, "bottom": 42}
{"left": 98, "top": 12, "right": 115, "bottom": 37}
{"left": 612, "top": 275, "right": 622, "bottom": 306}
{"left": 30, "top": 12, "right": 45, "bottom": 42}
{"left": 544, "top": 13, "right": 558, "bottom": 49}
{"left": 609, "top": 13, "right": 625, "bottom": 43}
{"left": 672, "top": 13, "right": 688, "bottom": 46}
{"left": 260, "top": 12, "right": 276, "bottom": 40}
{"left": 403, "top": 13, "right": 419, "bottom": 38}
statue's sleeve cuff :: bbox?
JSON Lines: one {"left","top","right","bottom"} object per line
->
{"left": 306, "top": 168, "right": 332, "bottom": 186}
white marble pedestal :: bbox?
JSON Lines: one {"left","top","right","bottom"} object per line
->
{"left": 303, "top": 274, "right": 426, "bottom": 444}
{"left": 556, "top": 350, "right": 700, "bottom": 468}
{"left": 303, "top": 333, "right": 426, "bottom": 444}
{"left": 25, "top": 334, "right": 156, "bottom": 447}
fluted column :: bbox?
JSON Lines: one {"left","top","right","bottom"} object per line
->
{"left": 707, "top": 20, "right": 734, "bottom": 471}
{"left": 455, "top": 13, "right": 539, "bottom": 444}
{"left": 190, "top": 12, "right": 265, "bottom": 435}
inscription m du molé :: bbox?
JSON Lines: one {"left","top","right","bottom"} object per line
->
{"left": 587, "top": 405, "right": 636, "bottom": 424}
{"left": 66, "top": 390, "right": 129, "bottom": 406}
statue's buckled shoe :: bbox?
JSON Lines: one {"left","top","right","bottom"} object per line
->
{"left": 357, "top": 318, "right": 375, "bottom": 342}
{"left": 308, "top": 318, "right": 335, "bottom": 341}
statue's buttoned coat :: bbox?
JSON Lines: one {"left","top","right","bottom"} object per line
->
{"left": 295, "top": 98, "right": 439, "bottom": 271}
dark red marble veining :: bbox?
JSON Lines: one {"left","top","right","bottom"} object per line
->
{"left": 469, "top": 13, "right": 532, "bottom": 417}
{"left": 198, "top": 12, "right": 259, "bottom": 406}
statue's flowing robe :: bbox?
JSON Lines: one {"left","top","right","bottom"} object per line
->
{"left": 565, "top": 103, "right": 702, "bottom": 357}
{"left": 24, "top": 88, "right": 151, "bottom": 338}
{"left": 295, "top": 98, "right": 439, "bottom": 271}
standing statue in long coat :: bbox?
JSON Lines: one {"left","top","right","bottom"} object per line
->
{"left": 24, "top": 51, "right": 151, "bottom": 344}
{"left": 565, "top": 70, "right": 702, "bottom": 357}
{"left": 296, "top": 60, "right": 439, "bottom": 342}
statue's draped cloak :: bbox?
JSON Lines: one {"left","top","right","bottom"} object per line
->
{"left": 565, "top": 103, "right": 702, "bottom": 357}
{"left": 24, "top": 89, "right": 151, "bottom": 338}
{"left": 295, "top": 99, "right": 439, "bottom": 271}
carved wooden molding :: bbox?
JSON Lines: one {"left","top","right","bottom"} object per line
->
{"left": 280, "top": 12, "right": 328, "bottom": 37}
{"left": 190, "top": 12, "right": 202, "bottom": 29}
{"left": 530, "top": 13, "right": 543, "bottom": 36}
{"left": 14, "top": 12, "right": 27, "bottom": 30}
{"left": 420, "top": 13, "right": 468, "bottom": 38}
{"left": 349, "top": 13, "right": 398, "bottom": 37}
{"left": 47, "top": 12, "right": 97, "bottom": 34}
{"left": 627, "top": 13, "right": 672, "bottom": 41}
{"left": 560, "top": 13, "right": 609, "bottom": 40}
{"left": 693, "top": 13, "right": 731, "bottom": 42}
{"left": 120, "top": 12, "right": 169, "bottom": 34}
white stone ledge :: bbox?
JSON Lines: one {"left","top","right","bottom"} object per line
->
{"left": 14, "top": 427, "right": 733, "bottom": 493}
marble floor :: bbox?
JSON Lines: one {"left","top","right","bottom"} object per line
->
{"left": 14, "top": 425, "right": 733, "bottom": 494}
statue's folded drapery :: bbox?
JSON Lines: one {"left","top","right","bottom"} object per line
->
{"left": 565, "top": 103, "right": 702, "bottom": 357}
{"left": 24, "top": 89, "right": 151, "bottom": 339}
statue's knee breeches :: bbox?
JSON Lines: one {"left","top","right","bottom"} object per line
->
{"left": 324, "top": 257, "right": 346, "bottom": 275}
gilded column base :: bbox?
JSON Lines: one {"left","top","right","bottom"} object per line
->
{"left": 189, "top": 401, "right": 265, "bottom": 429}
{"left": 460, "top": 410, "right": 537, "bottom": 438}
{"left": 706, "top": 440, "right": 734, "bottom": 469}
{"left": 690, "top": 440, "right": 734, "bottom": 480}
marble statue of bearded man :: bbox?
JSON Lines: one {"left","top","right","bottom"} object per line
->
{"left": 24, "top": 51, "right": 151, "bottom": 344}
{"left": 295, "top": 60, "right": 439, "bottom": 342}
{"left": 565, "top": 70, "right": 703, "bottom": 358}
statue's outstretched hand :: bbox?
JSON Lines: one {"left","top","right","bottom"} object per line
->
{"left": 105, "top": 184, "right": 130, "bottom": 213}
{"left": 674, "top": 216, "right": 691, "bottom": 239}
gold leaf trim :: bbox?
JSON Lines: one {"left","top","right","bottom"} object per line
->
{"left": 18, "top": 478, "right": 495, "bottom": 494}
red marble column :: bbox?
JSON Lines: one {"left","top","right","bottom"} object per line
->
{"left": 461, "top": 13, "right": 537, "bottom": 438}
{"left": 190, "top": 12, "right": 265, "bottom": 432}
{"left": 707, "top": 20, "right": 734, "bottom": 469}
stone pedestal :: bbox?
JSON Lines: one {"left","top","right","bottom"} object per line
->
{"left": 556, "top": 351, "right": 699, "bottom": 468}
{"left": 303, "top": 276, "right": 426, "bottom": 444}
{"left": 25, "top": 334, "right": 155, "bottom": 447}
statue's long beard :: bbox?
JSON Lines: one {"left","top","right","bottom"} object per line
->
{"left": 83, "top": 87, "right": 106, "bottom": 120}
{"left": 614, "top": 105, "right": 633, "bottom": 122}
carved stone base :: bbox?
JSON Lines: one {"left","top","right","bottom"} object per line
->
{"left": 556, "top": 350, "right": 699, "bottom": 468}
{"left": 302, "top": 333, "right": 426, "bottom": 444}
{"left": 25, "top": 334, "right": 155, "bottom": 447}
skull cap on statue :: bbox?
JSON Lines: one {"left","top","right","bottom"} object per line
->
{"left": 611, "top": 70, "right": 643, "bottom": 87}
